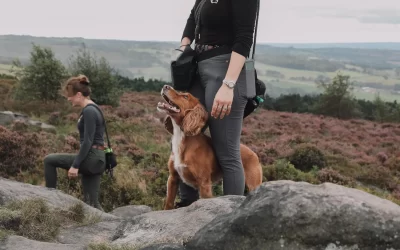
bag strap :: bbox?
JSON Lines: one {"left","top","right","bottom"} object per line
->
{"left": 194, "top": 0, "right": 208, "bottom": 44}
{"left": 84, "top": 103, "right": 112, "bottom": 149}
{"left": 251, "top": 0, "right": 260, "bottom": 60}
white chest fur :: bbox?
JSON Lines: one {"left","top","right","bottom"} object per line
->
{"left": 171, "top": 119, "right": 194, "bottom": 188}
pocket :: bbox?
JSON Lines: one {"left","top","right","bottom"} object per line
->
{"left": 80, "top": 149, "right": 106, "bottom": 175}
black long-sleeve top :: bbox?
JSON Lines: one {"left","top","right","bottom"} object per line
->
{"left": 181, "top": 0, "right": 258, "bottom": 58}
{"left": 72, "top": 104, "right": 105, "bottom": 169}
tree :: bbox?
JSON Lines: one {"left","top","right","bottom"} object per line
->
{"left": 314, "top": 72, "right": 360, "bottom": 119}
{"left": 10, "top": 44, "right": 68, "bottom": 103}
{"left": 372, "top": 93, "right": 390, "bottom": 122}
{"left": 68, "top": 45, "right": 123, "bottom": 107}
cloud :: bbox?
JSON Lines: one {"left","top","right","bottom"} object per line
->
{"left": 301, "top": 7, "right": 400, "bottom": 25}
{"left": 357, "top": 10, "right": 400, "bottom": 24}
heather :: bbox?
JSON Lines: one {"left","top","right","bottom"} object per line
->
{"left": 1, "top": 89, "right": 400, "bottom": 211}
{"left": 1, "top": 44, "right": 400, "bottom": 213}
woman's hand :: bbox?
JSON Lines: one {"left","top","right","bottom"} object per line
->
{"left": 211, "top": 84, "right": 234, "bottom": 119}
{"left": 68, "top": 167, "right": 79, "bottom": 178}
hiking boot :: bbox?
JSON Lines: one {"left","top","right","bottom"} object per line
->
{"left": 174, "top": 199, "right": 196, "bottom": 208}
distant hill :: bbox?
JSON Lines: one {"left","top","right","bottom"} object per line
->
{"left": 0, "top": 35, "right": 399, "bottom": 101}
{"left": 266, "top": 42, "right": 400, "bottom": 51}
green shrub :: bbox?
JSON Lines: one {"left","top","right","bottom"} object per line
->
{"left": 263, "top": 159, "right": 318, "bottom": 184}
{"left": 317, "top": 167, "right": 356, "bottom": 187}
{"left": 288, "top": 143, "right": 326, "bottom": 172}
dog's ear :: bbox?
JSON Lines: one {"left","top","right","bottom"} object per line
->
{"left": 164, "top": 116, "right": 173, "bottom": 135}
{"left": 182, "top": 104, "right": 208, "bottom": 136}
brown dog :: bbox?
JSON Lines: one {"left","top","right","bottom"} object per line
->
{"left": 157, "top": 85, "right": 263, "bottom": 210}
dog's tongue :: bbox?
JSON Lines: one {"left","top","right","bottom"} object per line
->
{"left": 157, "top": 102, "right": 180, "bottom": 112}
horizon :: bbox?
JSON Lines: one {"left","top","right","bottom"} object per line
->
{"left": 1, "top": 34, "right": 400, "bottom": 45}
{"left": 0, "top": 0, "right": 399, "bottom": 44}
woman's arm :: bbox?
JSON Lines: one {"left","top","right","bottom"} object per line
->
{"left": 181, "top": 1, "right": 200, "bottom": 48}
{"left": 72, "top": 107, "right": 97, "bottom": 169}
{"left": 224, "top": 0, "right": 258, "bottom": 83}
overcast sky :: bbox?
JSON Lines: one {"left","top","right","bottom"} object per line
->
{"left": 1, "top": 0, "right": 399, "bottom": 43}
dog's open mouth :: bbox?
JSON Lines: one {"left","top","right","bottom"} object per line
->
{"left": 157, "top": 93, "right": 180, "bottom": 113}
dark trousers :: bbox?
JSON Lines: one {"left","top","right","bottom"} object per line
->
{"left": 44, "top": 148, "right": 106, "bottom": 211}
{"left": 178, "top": 53, "right": 249, "bottom": 203}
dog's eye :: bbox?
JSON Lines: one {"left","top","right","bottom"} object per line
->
{"left": 183, "top": 95, "right": 188, "bottom": 99}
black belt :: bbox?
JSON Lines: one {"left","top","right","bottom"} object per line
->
{"left": 195, "top": 45, "right": 232, "bottom": 62}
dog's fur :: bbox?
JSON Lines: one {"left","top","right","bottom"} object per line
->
{"left": 157, "top": 85, "right": 263, "bottom": 210}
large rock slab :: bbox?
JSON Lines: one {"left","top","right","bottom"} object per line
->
{"left": 185, "top": 180, "right": 400, "bottom": 250}
{"left": 56, "top": 219, "right": 123, "bottom": 245}
{"left": 0, "top": 177, "right": 117, "bottom": 221}
{"left": 111, "top": 196, "right": 245, "bottom": 248}
{"left": 110, "top": 205, "right": 152, "bottom": 218}
{"left": 0, "top": 235, "right": 85, "bottom": 250}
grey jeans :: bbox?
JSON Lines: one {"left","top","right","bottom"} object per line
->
{"left": 179, "top": 53, "right": 249, "bottom": 202}
{"left": 44, "top": 148, "right": 106, "bottom": 210}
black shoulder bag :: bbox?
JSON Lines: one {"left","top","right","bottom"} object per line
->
{"left": 243, "top": 0, "right": 266, "bottom": 119}
{"left": 86, "top": 104, "right": 118, "bottom": 178}
{"left": 170, "top": 0, "right": 207, "bottom": 91}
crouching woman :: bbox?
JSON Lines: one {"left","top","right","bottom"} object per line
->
{"left": 43, "top": 74, "right": 106, "bottom": 211}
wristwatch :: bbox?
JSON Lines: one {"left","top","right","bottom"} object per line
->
{"left": 223, "top": 79, "right": 236, "bottom": 89}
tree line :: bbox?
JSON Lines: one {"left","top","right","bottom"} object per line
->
{"left": 3, "top": 43, "right": 399, "bottom": 123}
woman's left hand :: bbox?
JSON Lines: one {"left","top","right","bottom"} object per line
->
{"left": 211, "top": 84, "right": 234, "bottom": 119}
{"left": 68, "top": 167, "right": 79, "bottom": 178}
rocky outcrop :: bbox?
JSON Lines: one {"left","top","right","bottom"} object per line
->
{"left": 0, "top": 111, "right": 55, "bottom": 131}
{"left": 111, "top": 196, "right": 245, "bottom": 248}
{"left": 0, "top": 177, "right": 116, "bottom": 221}
{"left": 2, "top": 178, "right": 400, "bottom": 250}
{"left": 110, "top": 204, "right": 152, "bottom": 218}
{"left": 184, "top": 180, "right": 400, "bottom": 250}
{"left": 0, "top": 236, "right": 85, "bottom": 250}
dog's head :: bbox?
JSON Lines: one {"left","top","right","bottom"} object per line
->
{"left": 157, "top": 85, "right": 208, "bottom": 136}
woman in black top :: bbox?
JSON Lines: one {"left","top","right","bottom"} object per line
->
{"left": 176, "top": 0, "right": 258, "bottom": 207}
{"left": 43, "top": 75, "right": 106, "bottom": 211}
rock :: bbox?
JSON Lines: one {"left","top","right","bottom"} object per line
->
{"left": 0, "top": 177, "right": 117, "bottom": 221}
{"left": 0, "top": 111, "right": 15, "bottom": 125}
{"left": 111, "top": 196, "right": 245, "bottom": 249}
{"left": 139, "top": 243, "right": 186, "bottom": 250}
{"left": 185, "top": 180, "right": 400, "bottom": 250}
{"left": 57, "top": 220, "right": 123, "bottom": 245}
{"left": 110, "top": 205, "right": 152, "bottom": 218}
{"left": 0, "top": 235, "right": 85, "bottom": 250}
{"left": 0, "top": 111, "right": 55, "bottom": 131}
{"left": 28, "top": 119, "right": 56, "bottom": 131}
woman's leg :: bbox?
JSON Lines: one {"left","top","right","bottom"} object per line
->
{"left": 199, "top": 53, "right": 248, "bottom": 195}
{"left": 176, "top": 75, "right": 205, "bottom": 207}
{"left": 81, "top": 174, "right": 104, "bottom": 211}
{"left": 44, "top": 153, "right": 76, "bottom": 188}
{"left": 79, "top": 148, "right": 106, "bottom": 210}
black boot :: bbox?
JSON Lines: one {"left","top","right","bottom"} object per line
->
{"left": 174, "top": 199, "right": 196, "bottom": 208}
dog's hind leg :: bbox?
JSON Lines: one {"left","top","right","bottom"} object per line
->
{"left": 198, "top": 181, "right": 213, "bottom": 198}
{"left": 243, "top": 155, "right": 263, "bottom": 192}
{"left": 164, "top": 155, "right": 180, "bottom": 210}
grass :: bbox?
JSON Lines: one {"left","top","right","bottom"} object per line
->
{"left": 255, "top": 62, "right": 400, "bottom": 101}
{"left": 0, "top": 198, "right": 96, "bottom": 242}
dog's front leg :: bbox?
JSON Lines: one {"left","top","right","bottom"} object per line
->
{"left": 164, "top": 156, "right": 179, "bottom": 210}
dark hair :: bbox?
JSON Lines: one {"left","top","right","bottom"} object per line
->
{"left": 62, "top": 74, "right": 91, "bottom": 97}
